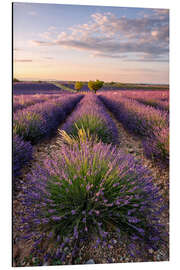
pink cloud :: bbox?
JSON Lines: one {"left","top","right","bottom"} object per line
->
{"left": 31, "top": 10, "right": 169, "bottom": 62}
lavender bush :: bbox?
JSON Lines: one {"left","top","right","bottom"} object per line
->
{"left": 61, "top": 94, "right": 118, "bottom": 144}
{"left": 13, "top": 134, "right": 33, "bottom": 178}
{"left": 143, "top": 127, "right": 169, "bottom": 164}
{"left": 20, "top": 138, "right": 165, "bottom": 265}
{"left": 14, "top": 110, "right": 47, "bottom": 143}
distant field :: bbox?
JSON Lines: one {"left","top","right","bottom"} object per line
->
{"left": 13, "top": 81, "right": 169, "bottom": 95}
{"left": 13, "top": 82, "right": 68, "bottom": 95}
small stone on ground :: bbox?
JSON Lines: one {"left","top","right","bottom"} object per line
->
{"left": 85, "top": 259, "right": 95, "bottom": 264}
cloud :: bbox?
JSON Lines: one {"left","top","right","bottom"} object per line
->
{"left": 31, "top": 40, "right": 54, "bottom": 46}
{"left": 43, "top": 57, "right": 53, "bottom": 60}
{"left": 28, "top": 11, "right": 37, "bottom": 16}
{"left": 39, "top": 27, "right": 58, "bottom": 40}
{"left": 39, "top": 32, "right": 52, "bottom": 40}
{"left": 91, "top": 53, "right": 128, "bottom": 59}
{"left": 121, "top": 67, "right": 159, "bottom": 73}
{"left": 125, "top": 58, "right": 169, "bottom": 63}
{"left": 14, "top": 59, "right": 32, "bottom": 63}
{"left": 31, "top": 10, "right": 169, "bottom": 62}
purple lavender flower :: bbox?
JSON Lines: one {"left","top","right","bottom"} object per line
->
{"left": 56, "top": 248, "right": 61, "bottom": 257}
{"left": 82, "top": 217, "right": 86, "bottom": 223}
{"left": 48, "top": 209, "right": 56, "bottom": 213}
{"left": 52, "top": 216, "right": 62, "bottom": 221}
{"left": 13, "top": 134, "right": 33, "bottom": 178}
{"left": 74, "top": 229, "right": 78, "bottom": 239}
{"left": 94, "top": 210, "right": 100, "bottom": 216}
{"left": 41, "top": 218, "right": 49, "bottom": 224}
{"left": 64, "top": 237, "right": 70, "bottom": 243}
{"left": 57, "top": 235, "right": 61, "bottom": 242}
{"left": 96, "top": 238, "right": 101, "bottom": 244}
{"left": 127, "top": 216, "right": 140, "bottom": 223}
{"left": 113, "top": 183, "right": 119, "bottom": 187}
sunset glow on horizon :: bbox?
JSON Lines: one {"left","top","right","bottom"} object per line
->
{"left": 13, "top": 3, "right": 169, "bottom": 84}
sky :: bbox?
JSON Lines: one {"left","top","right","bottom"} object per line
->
{"left": 13, "top": 2, "right": 169, "bottom": 84}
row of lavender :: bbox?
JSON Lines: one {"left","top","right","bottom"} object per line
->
{"left": 13, "top": 94, "right": 83, "bottom": 178}
{"left": 61, "top": 94, "right": 119, "bottom": 144}
{"left": 120, "top": 90, "right": 169, "bottom": 112}
{"left": 17, "top": 93, "right": 167, "bottom": 265}
{"left": 13, "top": 94, "right": 62, "bottom": 113}
{"left": 98, "top": 92, "right": 169, "bottom": 165}
{"left": 120, "top": 90, "right": 169, "bottom": 101}
{"left": 135, "top": 98, "right": 169, "bottom": 112}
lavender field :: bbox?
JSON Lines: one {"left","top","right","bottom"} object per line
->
{"left": 12, "top": 2, "right": 171, "bottom": 267}
{"left": 13, "top": 82, "right": 169, "bottom": 266}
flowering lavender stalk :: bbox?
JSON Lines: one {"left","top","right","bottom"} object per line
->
{"left": 20, "top": 138, "right": 165, "bottom": 264}
{"left": 13, "top": 134, "right": 33, "bottom": 178}
{"left": 61, "top": 93, "right": 119, "bottom": 144}
{"left": 143, "top": 126, "right": 169, "bottom": 164}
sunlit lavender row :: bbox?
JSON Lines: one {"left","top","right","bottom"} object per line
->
{"left": 13, "top": 94, "right": 64, "bottom": 113}
{"left": 118, "top": 91, "right": 169, "bottom": 112}
{"left": 120, "top": 90, "right": 169, "bottom": 112}
{"left": 120, "top": 90, "right": 169, "bottom": 101}
{"left": 13, "top": 94, "right": 83, "bottom": 144}
{"left": 61, "top": 93, "right": 119, "bottom": 144}
{"left": 134, "top": 98, "right": 169, "bottom": 112}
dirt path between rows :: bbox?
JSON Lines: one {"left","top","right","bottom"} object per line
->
{"left": 13, "top": 102, "right": 169, "bottom": 266}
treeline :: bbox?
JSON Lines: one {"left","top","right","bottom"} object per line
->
{"left": 74, "top": 79, "right": 104, "bottom": 93}
{"left": 70, "top": 80, "right": 169, "bottom": 91}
